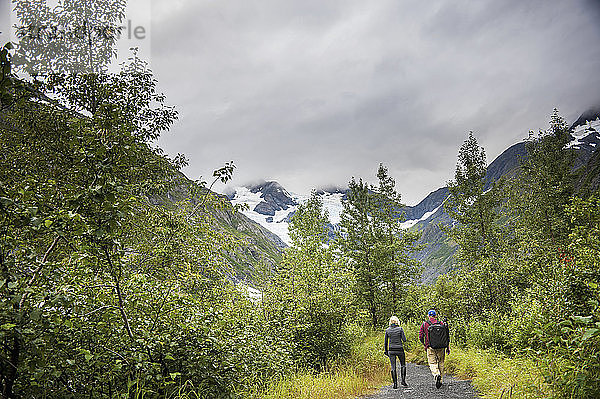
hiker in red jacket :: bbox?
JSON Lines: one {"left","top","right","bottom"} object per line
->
{"left": 419, "top": 309, "right": 450, "bottom": 389}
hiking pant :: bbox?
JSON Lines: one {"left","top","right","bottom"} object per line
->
{"left": 388, "top": 349, "right": 406, "bottom": 372}
{"left": 426, "top": 347, "right": 445, "bottom": 379}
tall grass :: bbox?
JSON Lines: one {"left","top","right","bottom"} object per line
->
{"left": 246, "top": 330, "right": 390, "bottom": 399}
{"left": 171, "top": 324, "right": 555, "bottom": 399}
{"left": 251, "top": 368, "right": 381, "bottom": 399}
{"left": 442, "top": 348, "right": 552, "bottom": 398}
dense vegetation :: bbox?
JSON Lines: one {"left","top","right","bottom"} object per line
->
{"left": 334, "top": 114, "right": 599, "bottom": 399}
{"left": 2, "top": 16, "right": 599, "bottom": 397}
{"left": 427, "top": 112, "right": 600, "bottom": 398}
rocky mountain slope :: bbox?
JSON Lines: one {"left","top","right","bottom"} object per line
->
{"left": 152, "top": 178, "right": 287, "bottom": 282}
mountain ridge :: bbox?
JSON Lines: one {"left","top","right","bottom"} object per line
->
{"left": 227, "top": 106, "right": 600, "bottom": 282}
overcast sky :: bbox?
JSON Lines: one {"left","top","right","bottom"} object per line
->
{"left": 10, "top": 0, "right": 599, "bottom": 205}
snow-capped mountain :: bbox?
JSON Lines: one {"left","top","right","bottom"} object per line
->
{"left": 227, "top": 106, "right": 600, "bottom": 281}
{"left": 570, "top": 116, "right": 600, "bottom": 170}
{"left": 570, "top": 117, "right": 600, "bottom": 147}
{"left": 228, "top": 181, "right": 345, "bottom": 246}
{"left": 407, "top": 107, "right": 600, "bottom": 282}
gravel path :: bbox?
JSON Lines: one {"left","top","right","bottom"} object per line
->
{"left": 361, "top": 363, "right": 479, "bottom": 399}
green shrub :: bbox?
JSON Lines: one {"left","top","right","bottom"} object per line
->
{"left": 248, "top": 330, "right": 389, "bottom": 399}
{"left": 506, "top": 291, "right": 544, "bottom": 351}
{"left": 466, "top": 313, "right": 510, "bottom": 352}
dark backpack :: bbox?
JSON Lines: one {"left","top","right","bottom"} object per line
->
{"left": 427, "top": 321, "right": 449, "bottom": 349}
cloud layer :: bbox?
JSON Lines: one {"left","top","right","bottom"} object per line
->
{"left": 149, "top": 0, "right": 600, "bottom": 204}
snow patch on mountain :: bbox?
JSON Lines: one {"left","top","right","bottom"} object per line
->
{"left": 568, "top": 117, "right": 600, "bottom": 148}
{"left": 399, "top": 203, "right": 443, "bottom": 229}
{"left": 238, "top": 282, "right": 263, "bottom": 301}
{"left": 230, "top": 186, "right": 297, "bottom": 245}
{"left": 230, "top": 187, "right": 264, "bottom": 210}
{"left": 230, "top": 184, "right": 346, "bottom": 246}
{"left": 318, "top": 192, "right": 345, "bottom": 224}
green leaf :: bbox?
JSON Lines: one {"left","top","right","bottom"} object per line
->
{"left": 582, "top": 328, "right": 599, "bottom": 341}
{"left": 572, "top": 315, "right": 594, "bottom": 324}
{"left": 44, "top": 219, "right": 53, "bottom": 228}
{"left": 30, "top": 309, "right": 42, "bottom": 321}
{"left": 1, "top": 323, "right": 16, "bottom": 330}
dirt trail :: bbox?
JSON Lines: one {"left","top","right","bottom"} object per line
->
{"left": 361, "top": 362, "right": 479, "bottom": 399}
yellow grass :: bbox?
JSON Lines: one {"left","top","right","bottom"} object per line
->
{"left": 443, "top": 347, "right": 552, "bottom": 399}
{"left": 255, "top": 367, "right": 386, "bottom": 399}
{"left": 248, "top": 331, "right": 390, "bottom": 399}
{"left": 248, "top": 326, "right": 554, "bottom": 399}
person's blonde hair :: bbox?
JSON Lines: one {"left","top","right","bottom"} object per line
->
{"left": 389, "top": 316, "right": 400, "bottom": 326}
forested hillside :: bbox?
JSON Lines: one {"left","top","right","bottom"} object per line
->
{"left": 0, "top": 45, "right": 292, "bottom": 397}
{"left": 402, "top": 111, "right": 600, "bottom": 283}
{"left": 150, "top": 177, "right": 286, "bottom": 280}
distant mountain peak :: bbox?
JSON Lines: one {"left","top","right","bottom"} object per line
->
{"left": 570, "top": 105, "right": 600, "bottom": 130}
{"left": 242, "top": 180, "right": 297, "bottom": 217}
{"left": 247, "top": 180, "right": 286, "bottom": 192}
{"left": 229, "top": 181, "right": 345, "bottom": 245}
{"left": 314, "top": 186, "right": 348, "bottom": 196}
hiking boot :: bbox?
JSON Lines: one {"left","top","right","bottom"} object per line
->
{"left": 435, "top": 374, "right": 442, "bottom": 389}
{"left": 401, "top": 366, "right": 407, "bottom": 387}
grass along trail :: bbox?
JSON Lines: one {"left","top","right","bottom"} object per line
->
{"left": 250, "top": 329, "right": 478, "bottom": 399}
{"left": 251, "top": 326, "right": 551, "bottom": 399}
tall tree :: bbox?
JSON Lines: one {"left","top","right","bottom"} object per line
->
{"left": 510, "top": 109, "right": 576, "bottom": 251}
{"left": 444, "top": 132, "right": 511, "bottom": 314}
{"left": 445, "top": 132, "right": 503, "bottom": 264}
{"left": 339, "top": 176, "right": 380, "bottom": 327}
{"left": 371, "top": 164, "right": 420, "bottom": 315}
{"left": 264, "top": 192, "right": 353, "bottom": 370}
{"left": 13, "top": 0, "right": 126, "bottom": 74}
{"left": 339, "top": 164, "right": 420, "bottom": 327}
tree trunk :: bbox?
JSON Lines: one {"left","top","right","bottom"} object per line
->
{"left": 3, "top": 333, "right": 20, "bottom": 399}
{"left": 392, "top": 280, "right": 397, "bottom": 313}
{"left": 365, "top": 247, "right": 378, "bottom": 328}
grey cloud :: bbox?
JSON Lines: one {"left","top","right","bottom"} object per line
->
{"left": 151, "top": 0, "right": 600, "bottom": 204}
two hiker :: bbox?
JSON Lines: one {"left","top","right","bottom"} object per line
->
{"left": 384, "top": 310, "right": 450, "bottom": 389}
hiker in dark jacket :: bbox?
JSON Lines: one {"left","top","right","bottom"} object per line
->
{"left": 419, "top": 309, "right": 450, "bottom": 389}
{"left": 384, "top": 316, "right": 408, "bottom": 388}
